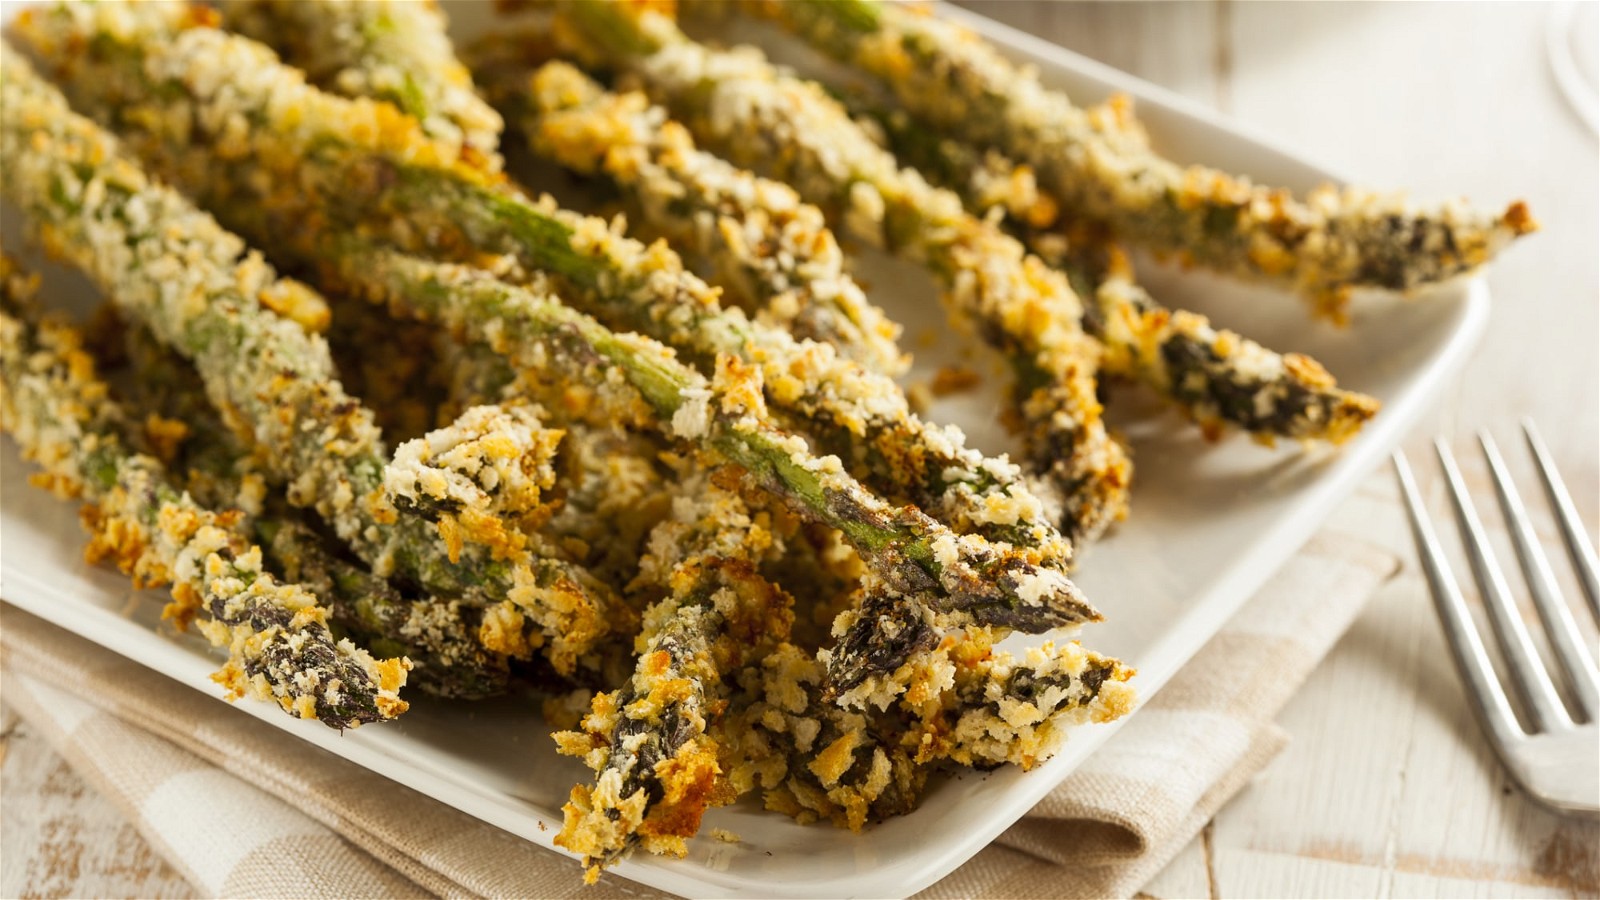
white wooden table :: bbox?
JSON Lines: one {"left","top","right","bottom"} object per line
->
{"left": 3, "top": 2, "right": 1597, "bottom": 896}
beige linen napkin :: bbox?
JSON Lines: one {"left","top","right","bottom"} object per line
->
{"left": 0, "top": 487, "right": 1400, "bottom": 899}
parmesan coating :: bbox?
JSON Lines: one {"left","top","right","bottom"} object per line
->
{"left": 0, "top": 266, "right": 407, "bottom": 728}
{"left": 0, "top": 39, "right": 617, "bottom": 675}
{"left": 754, "top": 0, "right": 1536, "bottom": 321}
{"left": 217, "top": 0, "right": 504, "bottom": 169}
{"left": 549, "top": 3, "right": 1132, "bottom": 544}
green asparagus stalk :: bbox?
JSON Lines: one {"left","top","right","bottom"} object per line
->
{"left": 36, "top": 1, "right": 1075, "bottom": 569}
{"left": 216, "top": 0, "right": 504, "bottom": 169}
{"left": 0, "top": 257, "right": 409, "bottom": 728}
{"left": 500, "top": 59, "right": 907, "bottom": 377}
{"left": 748, "top": 0, "right": 1536, "bottom": 321}
{"left": 546, "top": 1, "right": 1133, "bottom": 544}
{"left": 868, "top": 108, "right": 1381, "bottom": 444}
{"left": 0, "top": 44, "right": 617, "bottom": 676}
{"left": 9, "top": 4, "right": 1098, "bottom": 633}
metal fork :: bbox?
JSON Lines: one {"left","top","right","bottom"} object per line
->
{"left": 1393, "top": 420, "right": 1600, "bottom": 818}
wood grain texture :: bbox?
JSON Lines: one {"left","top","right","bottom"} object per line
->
{"left": 3, "top": 2, "right": 1596, "bottom": 897}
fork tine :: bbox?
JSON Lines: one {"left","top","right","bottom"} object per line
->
{"left": 1522, "top": 420, "right": 1600, "bottom": 623}
{"left": 1435, "top": 438, "right": 1569, "bottom": 732}
{"left": 1479, "top": 431, "right": 1599, "bottom": 720}
{"left": 1393, "top": 451, "right": 1523, "bottom": 746}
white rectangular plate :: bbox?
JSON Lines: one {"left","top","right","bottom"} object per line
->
{"left": 0, "top": 3, "right": 1486, "bottom": 897}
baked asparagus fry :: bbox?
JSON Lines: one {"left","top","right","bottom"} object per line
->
{"left": 555, "top": 474, "right": 793, "bottom": 881}
{"left": 216, "top": 0, "right": 504, "bottom": 169}
{"left": 257, "top": 518, "right": 512, "bottom": 700}
{"left": 749, "top": 0, "right": 1536, "bottom": 320}
{"left": 725, "top": 628, "right": 1133, "bottom": 829}
{"left": 110, "top": 318, "right": 516, "bottom": 699}
{"left": 0, "top": 46, "right": 617, "bottom": 676}
{"left": 903, "top": 630, "right": 1135, "bottom": 770}
{"left": 437, "top": 331, "right": 681, "bottom": 596}
{"left": 12, "top": 3, "right": 1079, "bottom": 573}
{"left": 0, "top": 257, "right": 408, "bottom": 728}
{"left": 500, "top": 59, "right": 906, "bottom": 377}
{"left": 548, "top": 1, "right": 1132, "bottom": 544}
{"left": 869, "top": 109, "right": 1381, "bottom": 444}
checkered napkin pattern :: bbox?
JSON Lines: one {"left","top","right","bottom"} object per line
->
{"left": 0, "top": 487, "right": 1399, "bottom": 899}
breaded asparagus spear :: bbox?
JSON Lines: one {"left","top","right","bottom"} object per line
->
{"left": 257, "top": 518, "right": 512, "bottom": 700}
{"left": 750, "top": 0, "right": 1536, "bottom": 320}
{"left": 547, "top": 1, "right": 1132, "bottom": 544}
{"left": 718, "top": 643, "right": 925, "bottom": 831}
{"left": 869, "top": 109, "right": 1381, "bottom": 444}
{"left": 216, "top": 0, "right": 504, "bottom": 169}
{"left": 53, "top": 2, "right": 1070, "bottom": 569}
{"left": 555, "top": 474, "right": 793, "bottom": 881}
{"left": 496, "top": 59, "right": 906, "bottom": 377}
{"left": 110, "top": 319, "right": 515, "bottom": 699}
{"left": 0, "top": 47, "right": 617, "bottom": 676}
{"left": 900, "top": 629, "right": 1135, "bottom": 770}
{"left": 722, "top": 629, "right": 1133, "bottom": 830}
{"left": 0, "top": 257, "right": 408, "bottom": 728}
{"left": 321, "top": 244, "right": 1100, "bottom": 634}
